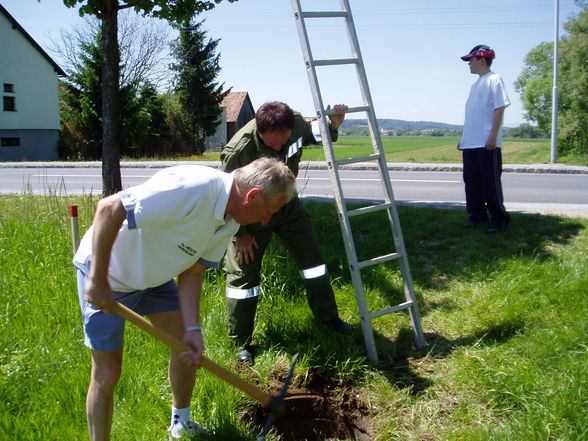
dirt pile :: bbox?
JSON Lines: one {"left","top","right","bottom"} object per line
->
{"left": 244, "top": 369, "right": 376, "bottom": 441}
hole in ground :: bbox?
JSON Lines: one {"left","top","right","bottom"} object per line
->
{"left": 243, "top": 369, "right": 375, "bottom": 441}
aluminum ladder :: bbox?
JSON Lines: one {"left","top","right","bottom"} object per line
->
{"left": 291, "top": 0, "right": 425, "bottom": 362}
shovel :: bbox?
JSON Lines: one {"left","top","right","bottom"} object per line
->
{"left": 112, "top": 301, "right": 297, "bottom": 439}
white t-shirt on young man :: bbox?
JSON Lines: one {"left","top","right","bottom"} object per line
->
{"left": 73, "top": 165, "right": 239, "bottom": 292}
{"left": 460, "top": 71, "right": 510, "bottom": 149}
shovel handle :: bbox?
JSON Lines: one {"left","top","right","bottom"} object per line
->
{"left": 112, "top": 301, "right": 273, "bottom": 407}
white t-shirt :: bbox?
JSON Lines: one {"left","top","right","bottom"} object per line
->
{"left": 460, "top": 71, "right": 510, "bottom": 149}
{"left": 73, "top": 165, "right": 239, "bottom": 292}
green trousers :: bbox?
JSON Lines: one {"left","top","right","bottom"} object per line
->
{"left": 225, "top": 197, "right": 340, "bottom": 346}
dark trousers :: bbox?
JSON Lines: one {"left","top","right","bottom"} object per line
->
{"left": 224, "top": 197, "right": 339, "bottom": 346}
{"left": 462, "top": 148, "right": 508, "bottom": 224}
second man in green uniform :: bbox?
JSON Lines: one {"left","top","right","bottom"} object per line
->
{"left": 220, "top": 101, "right": 351, "bottom": 363}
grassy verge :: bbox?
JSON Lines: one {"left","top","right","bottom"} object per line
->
{"left": 1, "top": 194, "right": 586, "bottom": 440}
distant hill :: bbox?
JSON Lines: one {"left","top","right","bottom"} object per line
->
{"left": 341, "top": 118, "right": 463, "bottom": 131}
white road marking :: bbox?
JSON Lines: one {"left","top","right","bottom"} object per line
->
{"left": 32, "top": 174, "right": 152, "bottom": 178}
{"left": 304, "top": 177, "right": 461, "bottom": 183}
{"left": 33, "top": 174, "right": 460, "bottom": 183}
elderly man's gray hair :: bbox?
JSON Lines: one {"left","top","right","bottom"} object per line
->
{"left": 234, "top": 157, "right": 297, "bottom": 203}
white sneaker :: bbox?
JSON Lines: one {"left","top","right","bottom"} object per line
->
{"left": 168, "top": 419, "right": 207, "bottom": 439}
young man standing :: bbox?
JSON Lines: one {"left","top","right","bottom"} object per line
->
{"left": 73, "top": 158, "right": 296, "bottom": 441}
{"left": 458, "top": 44, "right": 511, "bottom": 233}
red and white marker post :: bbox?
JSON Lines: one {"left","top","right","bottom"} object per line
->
{"left": 70, "top": 205, "right": 80, "bottom": 255}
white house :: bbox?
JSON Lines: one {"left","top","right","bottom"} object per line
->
{"left": 0, "top": 4, "right": 65, "bottom": 161}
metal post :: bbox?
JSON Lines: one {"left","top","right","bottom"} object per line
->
{"left": 550, "top": 0, "right": 559, "bottom": 163}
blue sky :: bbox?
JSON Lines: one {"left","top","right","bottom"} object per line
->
{"left": 2, "top": 0, "right": 582, "bottom": 126}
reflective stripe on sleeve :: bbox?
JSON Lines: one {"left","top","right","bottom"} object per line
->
{"left": 286, "top": 136, "right": 304, "bottom": 159}
{"left": 226, "top": 285, "right": 259, "bottom": 299}
{"left": 311, "top": 120, "right": 322, "bottom": 142}
{"left": 300, "top": 264, "right": 327, "bottom": 280}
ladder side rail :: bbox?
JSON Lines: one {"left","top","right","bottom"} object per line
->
{"left": 339, "top": 0, "right": 399, "bottom": 215}
{"left": 375, "top": 154, "right": 426, "bottom": 347}
{"left": 291, "top": 0, "right": 347, "bottom": 227}
{"left": 385, "top": 203, "right": 425, "bottom": 345}
{"left": 339, "top": 0, "right": 386, "bottom": 160}
{"left": 292, "top": 0, "right": 360, "bottom": 278}
{"left": 292, "top": 0, "right": 361, "bottom": 283}
{"left": 374, "top": 154, "right": 426, "bottom": 347}
{"left": 339, "top": 0, "right": 418, "bottom": 303}
{"left": 292, "top": 0, "right": 380, "bottom": 361}
{"left": 339, "top": 0, "right": 426, "bottom": 348}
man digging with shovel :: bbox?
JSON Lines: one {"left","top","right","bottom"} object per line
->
{"left": 73, "top": 158, "right": 296, "bottom": 441}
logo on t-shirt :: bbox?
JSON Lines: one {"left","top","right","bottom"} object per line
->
{"left": 178, "top": 242, "right": 197, "bottom": 256}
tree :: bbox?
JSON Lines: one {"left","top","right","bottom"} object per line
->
{"left": 515, "top": 5, "right": 588, "bottom": 154}
{"left": 61, "top": 0, "right": 238, "bottom": 195}
{"left": 59, "top": 29, "right": 168, "bottom": 160}
{"left": 60, "top": 35, "right": 103, "bottom": 159}
{"left": 170, "top": 19, "right": 230, "bottom": 155}
{"left": 558, "top": 6, "right": 588, "bottom": 152}
{"left": 506, "top": 123, "right": 546, "bottom": 139}
{"left": 50, "top": 10, "right": 171, "bottom": 90}
{"left": 514, "top": 42, "right": 554, "bottom": 131}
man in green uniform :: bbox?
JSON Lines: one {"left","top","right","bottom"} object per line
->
{"left": 220, "top": 101, "right": 351, "bottom": 363}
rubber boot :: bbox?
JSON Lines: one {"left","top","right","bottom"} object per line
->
{"left": 301, "top": 274, "right": 339, "bottom": 323}
{"left": 226, "top": 296, "right": 259, "bottom": 348}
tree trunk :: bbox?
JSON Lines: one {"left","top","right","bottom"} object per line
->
{"left": 100, "top": 0, "right": 122, "bottom": 196}
{"left": 195, "top": 134, "right": 205, "bottom": 155}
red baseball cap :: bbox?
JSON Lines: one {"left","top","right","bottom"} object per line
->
{"left": 461, "top": 45, "right": 495, "bottom": 61}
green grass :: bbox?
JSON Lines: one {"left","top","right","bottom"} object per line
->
{"left": 1, "top": 194, "right": 586, "bottom": 440}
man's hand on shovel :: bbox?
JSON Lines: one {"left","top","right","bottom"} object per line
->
{"left": 181, "top": 329, "right": 204, "bottom": 368}
{"left": 84, "top": 276, "right": 116, "bottom": 314}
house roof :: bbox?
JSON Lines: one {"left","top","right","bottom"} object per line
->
{"left": 220, "top": 92, "right": 252, "bottom": 122}
{"left": 1, "top": 4, "right": 66, "bottom": 77}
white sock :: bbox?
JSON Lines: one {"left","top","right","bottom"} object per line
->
{"left": 171, "top": 406, "right": 191, "bottom": 425}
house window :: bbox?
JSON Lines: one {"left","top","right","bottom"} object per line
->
{"left": 3, "top": 83, "right": 15, "bottom": 93}
{"left": 1, "top": 137, "right": 21, "bottom": 147}
{"left": 3, "top": 96, "right": 16, "bottom": 111}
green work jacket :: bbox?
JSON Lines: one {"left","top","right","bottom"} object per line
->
{"left": 220, "top": 112, "right": 338, "bottom": 177}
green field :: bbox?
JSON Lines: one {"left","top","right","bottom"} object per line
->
{"left": 302, "top": 136, "right": 582, "bottom": 165}
{"left": 1, "top": 194, "right": 586, "bottom": 440}
{"left": 190, "top": 136, "right": 586, "bottom": 166}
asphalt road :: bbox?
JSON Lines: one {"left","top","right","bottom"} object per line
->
{"left": 1, "top": 163, "right": 587, "bottom": 218}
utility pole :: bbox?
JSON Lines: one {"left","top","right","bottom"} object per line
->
{"left": 550, "top": 0, "right": 559, "bottom": 163}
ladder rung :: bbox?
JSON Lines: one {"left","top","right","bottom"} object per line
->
{"left": 347, "top": 202, "right": 394, "bottom": 218}
{"left": 368, "top": 301, "right": 413, "bottom": 320}
{"left": 312, "top": 57, "right": 358, "bottom": 66}
{"left": 325, "top": 105, "right": 370, "bottom": 115}
{"left": 358, "top": 252, "right": 401, "bottom": 269}
{"left": 301, "top": 11, "right": 349, "bottom": 18}
{"left": 335, "top": 153, "right": 381, "bottom": 166}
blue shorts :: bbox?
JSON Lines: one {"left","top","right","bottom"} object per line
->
{"left": 76, "top": 270, "right": 180, "bottom": 351}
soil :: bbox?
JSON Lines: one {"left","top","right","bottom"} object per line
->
{"left": 241, "top": 367, "right": 376, "bottom": 441}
